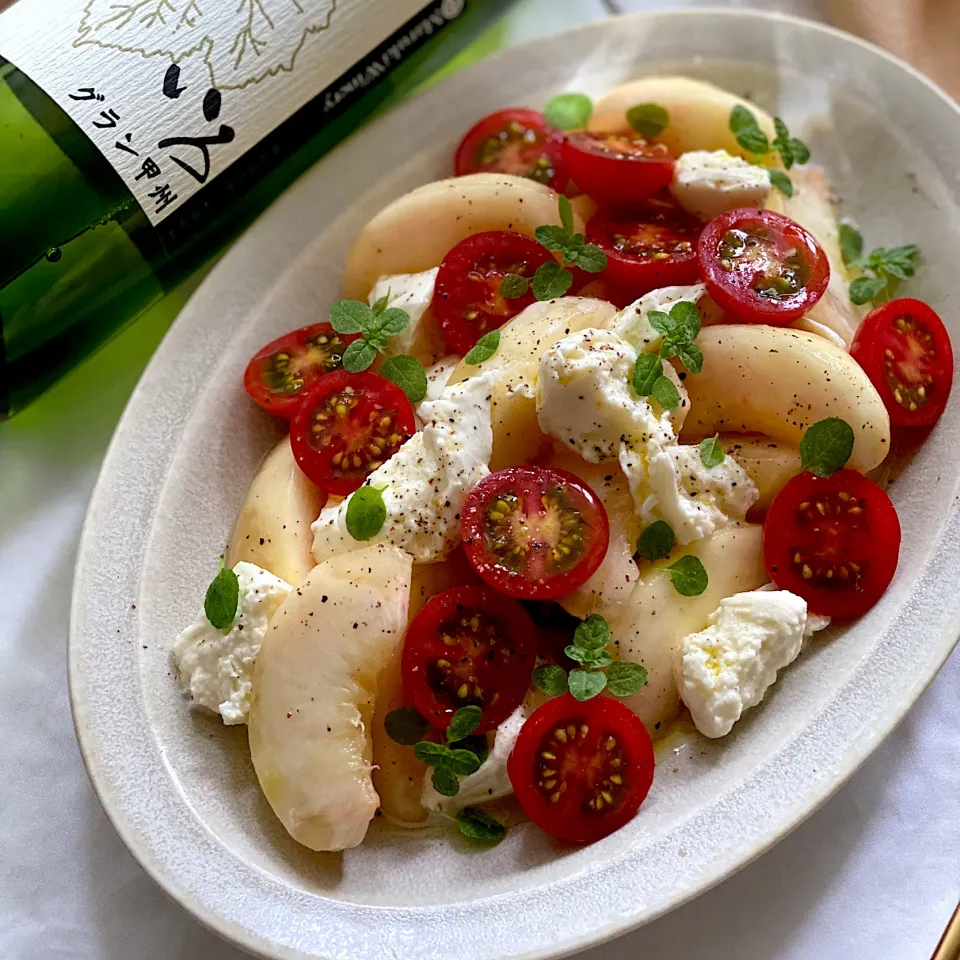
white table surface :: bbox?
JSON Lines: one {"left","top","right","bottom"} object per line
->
{"left": 2, "top": 0, "right": 958, "bottom": 957}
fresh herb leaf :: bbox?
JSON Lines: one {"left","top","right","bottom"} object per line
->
{"left": 565, "top": 645, "right": 613, "bottom": 668}
{"left": 626, "top": 102, "right": 669, "bottom": 139}
{"left": 447, "top": 705, "right": 483, "bottom": 743}
{"left": 668, "top": 555, "right": 709, "bottom": 596}
{"left": 799, "top": 417, "right": 854, "bottom": 478}
{"left": 789, "top": 138, "right": 810, "bottom": 165}
{"left": 380, "top": 355, "right": 428, "bottom": 403}
{"left": 768, "top": 168, "right": 794, "bottom": 197}
{"left": 499, "top": 273, "right": 530, "bottom": 299}
{"left": 839, "top": 222, "right": 863, "bottom": 265}
{"left": 604, "top": 661, "right": 648, "bottom": 697}
{"left": 558, "top": 194, "right": 575, "bottom": 235}
{"left": 464, "top": 330, "right": 501, "bottom": 365}
{"left": 636, "top": 520, "right": 675, "bottom": 561}
{"left": 534, "top": 224, "right": 571, "bottom": 253}
{"left": 568, "top": 242, "right": 608, "bottom": 273}
{"left": 699, "top": 435, "right": 725, "bottom": 468}
{"left": 773, "top": 117, "right": 794, "bottom": 168}
{"left": 413, "top": 741, "right": 449, "bottom": 764}
{"left": 384, "top": 706, "right": 430, "bottom": 745}
{"left": 849, "top": 275, "right": 888, "bottom": 305}
{"left": 632, "top": 353, "right": 664, "bottom": 397}
{"left": 676, "top": 342, "right": 703, "bottom": 374}
{"left": 532, "top": 664, "right": 569, "bottom": 697}
{"left": 329, "top": 299, "right": 369, "bottom": 335}
{"left": 371, "top": 307, "right": 411, "bottom": 339}
{"left": 729, "top": 104, "right": 770, "bottom": 155}
{"left": 668, "top": 300, "right": 702, "bottom": 341}
{"left": 647, "top": 309, "right": 676, "bottom": 338}
{"left": 651, "top": 375, "right": 680, "bottom": 411}
{"left": 573, "top": 613, "right": 611, "bottom": 651}
{"left": 545, "top": 92, "right": 593, "bottom": 131}
{"left": 345, "top": 485, "right": 387, "bottom": 541}
{"left": 446, "top": 748, "right": 483, "bottom": 777}
{"left": 568, "top": 668, "right": 607, "bottom": 701}
{"left": 532, "top": 259, "right": 573, "bottom": 300}
{"left": 431, "top": 766, "right": 460, "bottom": 797}
{"left": 370, "top": 293, "right": 390, "bottom": 316}
{"left": 204, "top": 565, "right": 239, "bottom": 630}
{"left": 342, "top": 338, "right": 377, "bottom": 373}
{"left": 456, "top": 807, "right": 506, "bottom": 843}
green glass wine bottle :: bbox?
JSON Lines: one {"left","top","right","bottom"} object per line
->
{"left": 0, "top": 0, "right": 513, "bottom": 419}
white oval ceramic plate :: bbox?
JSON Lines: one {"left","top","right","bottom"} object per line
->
{"left": 70, "top": 9, "right": 960, "bottom": 960}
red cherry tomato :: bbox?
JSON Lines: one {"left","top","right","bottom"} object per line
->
{"left": 763, "top": 469, "right": 901, "bottom": 620}
{"left": 850, "top": 298, "right": 953, "bottom": 429}
{"left": 243, "top": 323, "right": 361, "bottom": 419}
{"left": 401, "top": 585, "right": 537, "bottom": 733}
{"left": 586, "top": 198, "right": 703, "bottom": 300}
{"left": 461, "top": 466, "right": 610, "bottom": 600}
{"left": 432, "top": 231, "right": 554, "bottom": 355}
{"left": 561, "top": 131, "right": 675, "bottom": 205}
{"left": 289, "top": 370, "right": 415, "bottom": 496}
{"left": 508, "top": 694, "right": 655, "bottom": 844}
{"left": 697, "top": 208, "right": 830, "bottom": 324}
{"left": 454, "top": 108, "right": 568, "bottom": 192}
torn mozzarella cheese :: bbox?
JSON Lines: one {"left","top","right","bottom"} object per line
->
{"left": 368, "top": 268, "right": 443, "bottom": 363}
{"left": 311, "top": 373, "right": 494, "bottom": 564}
{"left": 608, "top": 283, "right": 717, "bottom": 353}
{"left": 670, "top": 149, "right": 772, "bottom": 222}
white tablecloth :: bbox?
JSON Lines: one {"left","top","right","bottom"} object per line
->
{"left": 1, "top": 0, "right": 958, "bottom": 957}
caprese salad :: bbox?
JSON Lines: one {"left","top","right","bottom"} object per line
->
{"left": 172, "top": 76, "right": 952, "bottom": 853}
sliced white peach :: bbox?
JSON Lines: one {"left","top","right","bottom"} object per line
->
{"left": 680, "top": 325, "right": 890, "bottom": 472}
{"left": 721, "top": 435, "right": 802, "bottom": 513}
{"left": 226, "top": 436, "right": 327, "bottom": 587}
{"left": 248, "top": 544, "right": 412, "bottom": 851}
{"left": 342, "top": 174, "right": 582, "bottom": 300}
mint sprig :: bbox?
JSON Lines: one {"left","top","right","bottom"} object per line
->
{"left": 839, "top": 223, "right": 920, "bottom": 306}
{"left": 728, "top": 105, "right": 809, "bottom": 197}
{"left": 531, "top": 196, "right": 607, "bottom": 300}
{"left": 632, "top": 353, "right": 680, "bottom": 412}
{"left": 647, "top": 300, "right": 703, "bottom": 373}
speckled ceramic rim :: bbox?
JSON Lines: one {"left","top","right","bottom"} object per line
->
{"left": 70, "top": 9, "right": 960, "bottom": 960}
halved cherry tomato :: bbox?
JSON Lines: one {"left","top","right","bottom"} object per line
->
{"left": 289, "top": 370, "right": 415, "bottom": 496}
{"left": 461, "top": 466, "right": 610, "bottom": 600}
{"left": 508, "top": 694, "right": 655, "bottom": 844}
{"left": 586, "top": 198, "right": 702, "bottom": 300}
{"left": 561, "top": 131, "right": 675, "bottom": 206}
{"left": 402, "top": 585, "right": 537, "bottom": 732}
{"left": 243, "top": 323, "right": 361, "bottom": 419}
{"left": 454, "top": 108, "right": 568, "bottom": 192}
{"left": 850, "top": 298, "right": 953, "bottom": 429}
{"left": 432, "top": 231, "right": 554, "bottom": 355}
{"left": 763, "top": 469, "right": 901, "bottom": 620}
{"left": 697, "top": 208, "right": 829, "bottom": 324}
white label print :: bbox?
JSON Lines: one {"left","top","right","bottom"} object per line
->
{"left": 0, "top": 0, "right": 455, "bottom": 224}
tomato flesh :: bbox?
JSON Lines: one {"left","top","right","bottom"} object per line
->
{"left": 454, "top": 108, "right": 568, "bottom": 192}
{"left": 697, "top": 208, "right": 829, "bottom": 324}
{"left": 289, "top": 370, "right": 415, "bottom": 496}
{"left": 586, "top": 199, "right": 702, "bottom": 300}
{"left": 508, "top": 694, "right": 654, "bottom": 844}
{"left": 850, "top": 298, "right": 953, "bottom": 429}
{"left": 402, "top": 585, "right": 537, "bottom": 732}
{"left": 461, "top": 466, "right": 610, "bottom": 600}
{"left": 432, "top": 231, "right": 554, "bottom": 355}
{"left": 243, "top": 323, "right": 360, "bottom": 419}
{"left": 763, "top": 469, "right": 901, "bottom": 619}
{"left": 561, "top": 131, "right": 674, "bottom": 205}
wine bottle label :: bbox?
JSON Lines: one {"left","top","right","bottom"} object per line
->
{"left": 0, "top": 0, "right": 465, "bottom": 226}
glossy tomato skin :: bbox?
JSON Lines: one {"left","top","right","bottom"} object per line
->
{"left": 401, "top": 585, "right": 537, "bottom": 733}
{"left": 454, "top": 108, "right": 568, "bottom": 192}
{"left": 586, "top": 199, "right": 703, "bottom": 300}
{"left": 289, "top": 369, "right": 415, "bottom": 496}
{"left": 561, "top": 131, "right": 675, "bottom": 206}
{"left": 697, "top": 208, "right": 829, "bottom": 324}
{"left": 461, "top": 466, "right": 610, "bottom": 600}
{"left": 243, "top": 323, "right": 361, "bottom": 419}
{"left": 508, "top": 694, "right": 654, "bottom": 844}
{"left": 432, "top": 231, "right": 554, "bottom": 355}
{"left": 763, "top": 469, "right": 901, "bottom": 620}
{"left": 850, "top": 298, "right": 953, "bottom": 429}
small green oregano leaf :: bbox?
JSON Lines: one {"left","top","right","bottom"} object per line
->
{"left": 668, "top": 555, "right": 709, "bottom": 597}
{"left": 345, "top": 485, "right": 387, "bottom": 541}
{"left": 699, "top": 435, "right": 726, "bottom": 468}
{"left": 456, "top": 807, "right": 506, "bottom": 843}
{"left": 632, "top": 353, "right": 664, "bottom": 397}
{"left": 464, "top": 330, "right": 501, "bottom": 365}
{"left": 413, "top": 741, "right": 448, "bottom": 764}
{"left": 570, "top": 242, "right": 607, "bottom": 273}
{"left": 651, "top": 375, "right": 680, "bottom": 411}
{"left": 204, "top": 565, "right": 239, "bottom": 630}
{"left": 446, "top": 748, "right": 483, "bottom": 777}
{"left": 329, "top": 299, "right": 370, "bottom": 335}
{"left": 564, "top": 644, "right": 613, "bottom": 669}
{"left": 574, "top": 614, "right": 611, "bottom": 651}
{"left": 604, "top": 661, "right": 648, "bottom": 697}
{"left": 769, "top": 168, "right": 794, "bottom": 197}
{"left": 799, "top": 417, "right": 854, "bottom": 478}
{"left": 380, "top": 355, "right": 428, "bottom": 403}
{"left": 447, "top": 705, "right": 483, "bottom": 743}
{"left": 849, "top": 275, "right": 888, "bottom": 305}
{"left": 499, "top": 273, "right": 530, "bottom": 299}
{"left": 431, "top": 766, "right": 460, "bottom": 797}
{"left": 636, "top": 520, "right": 675, "bottom": 562}
{"left": 532, "top": 664, "right": 569, "bottom": 697}
{"left": 342, "top": 338, "right": 377, "bottom": 373}
{"left": 384, "top": 707, "right": 430, "bottom": 746}
{"left": 729, "top": 104, "right": 770, "bottom": 155}
{"left": 568, "top": 668, "right": 607, "bottom": 701}
{"left": 838, "top": 224, "right": 863, "bottom": 265}
{"left": 544, "top": 92, "right": 593, "bottom": 131}
{"left": 626, "top": 102, "right": 669, "bottom": 139}
{"left": 558, "top": 194, "right": 575, "bottom": 235}
{"left": 532, "top": 260, "right": 573, "bottom": 300}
